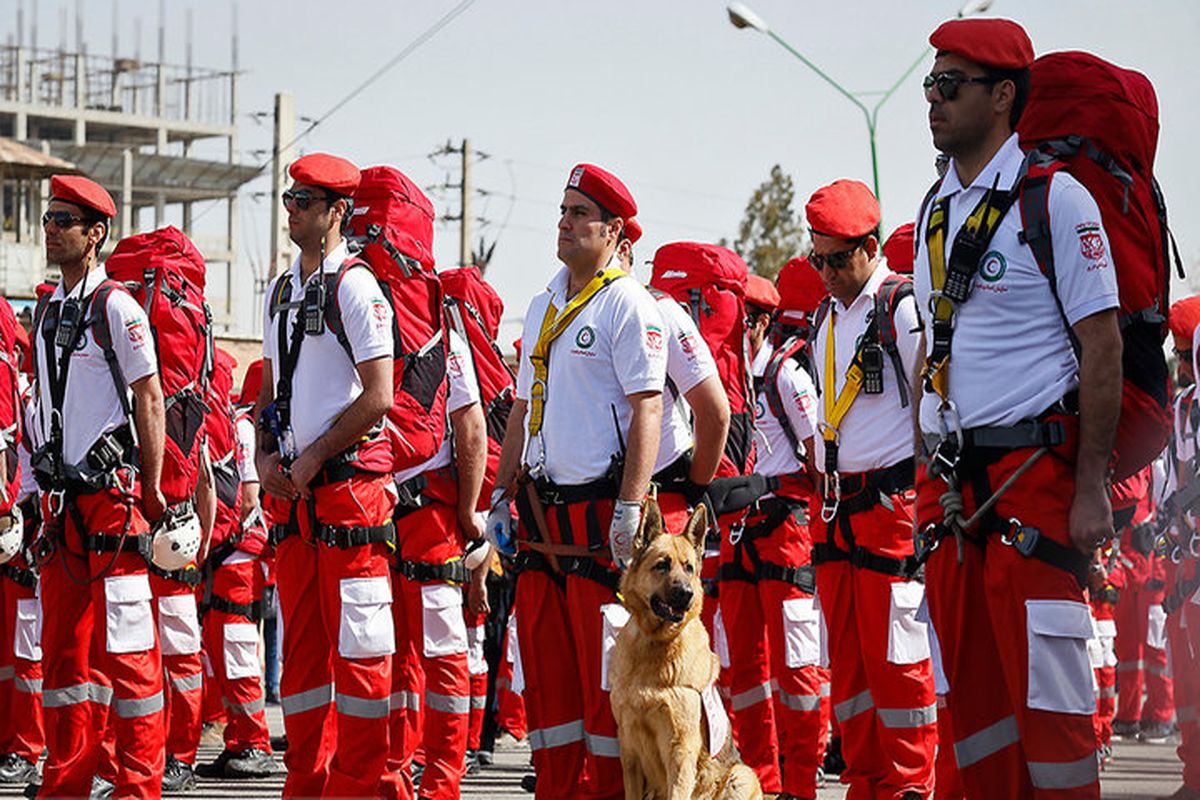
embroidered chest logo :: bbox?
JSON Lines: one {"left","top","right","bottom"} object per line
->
{"left": 575, "top": 325, "right": 596, "bottom": 349}
{"left": 979, "top": 251, "right": 1007, "bottom": 283}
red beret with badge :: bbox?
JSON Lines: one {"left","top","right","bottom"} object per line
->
{"left": 806, "top": 180, "right": 881, "bottom": 240}
{"left": 50, "top": 175, "right": 117, "bottom": 218}
{"left": 745, "top": 274, "right": 781, "bottom": 314}
{"left": 566, "top": 163, "right": 637, "bottom": 219}
{"left": 289, "top": 153, "right": 361, "bottom": 195}
{"left": 1169, "top": 296, "right": 1200, "bottom": 351}
{"left": 624, "top": 218, "right": 643, "bottom": 244}
{"left": 777, "top": 257, "right": 827, "bottom": 315}
{"left": 882, "top": 223, "right": 916, "bottom": 274}
{"left": 929, "top": 18, "right": 1034, "bottom": 70}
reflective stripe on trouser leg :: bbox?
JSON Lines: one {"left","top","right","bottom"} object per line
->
{"left": 1172, "top": 594, "right": 1200, "bottom": 789}
{"left": 3, "top": 576, "right": 46, "bottom": 763}
{"left": 1114, "top": 579, "right": 1146, "bottom": 724}
{"left": 934, "top": 695, "right": 966, "bottom": 800}
{"left": 468, "top": 668, "right": 488, "bottom": 750}
{"left": 718, "top": 578, "right": 782, "bottom": 792}
{"left": 419, "top": 591, "right": 471, "bottom": 800}
{"left": 203, "top": 559, "right": 271, "bottom": 754}
{"left": 382, "top": 569, "right": 424, "bottom": 800}
{"left": 163, "top": 654, "right": 204, "bottom": 764}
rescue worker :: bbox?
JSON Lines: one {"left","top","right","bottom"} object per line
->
{"left": 382, "top": 326, "right": 489, "bottom": 800}
{"left": 30, "top": 175, "right": 168, "bottom": 797}
{"left": 720, "top": 274, "right": 826, "bottom": 798}
{"left": 912, "top": 18, "right": 1122, "bottom": 799}
{"left": 256, "top": 153, "right": 397, "bottom": 797}
{"left": 492, "top": 163, "right": 666, "bottom": 799}
{"left": 807, "top": 179, "right": 937, "bottom": 799}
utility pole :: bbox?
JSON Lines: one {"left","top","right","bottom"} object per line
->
{"left": 269, "top": 91, "right": 296, "bottom": 280}
{"left": 459, "top": 138, "right": 471, "bottom": 268}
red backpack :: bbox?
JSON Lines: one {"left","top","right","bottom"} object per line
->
{"left": 205, "top": 348, "right": 242, "bottom": 552}
{"left": 344, "top": 166, "right": 450, "bottom": 473}
{"left": 0, "top": 298, "right": 24, "bottom": 510}
{"left": 440, "top": 266, "right": 515, "bottom": 507}
{"left": 103, "top": 226, "right": 213, "bottom": 506}
{"left": 651, "top": 242, "right": 754, "bottom": 477}
{"left": 1016, "top": 51, "right": 1179, "bottom": 480}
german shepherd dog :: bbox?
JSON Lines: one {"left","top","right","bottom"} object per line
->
{"left": 609, "top": 500, "right": 762, "bottom": 800}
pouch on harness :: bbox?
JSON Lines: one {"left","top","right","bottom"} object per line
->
{"left": 651, "top": 242, "right": 755, "bottom": 477}
{"left": 440, "top": 266, "right": 516, "bottom": 508}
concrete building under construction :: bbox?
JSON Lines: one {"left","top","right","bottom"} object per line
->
{"left": 0, "top": 1, "right": 261, "bottom": 336}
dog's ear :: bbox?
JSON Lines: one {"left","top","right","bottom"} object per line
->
{"left": 683, "top": 503, "right": 708, "bottom": 556}
{"left": 633, "top": 497, "right": 663, "bottom": 558}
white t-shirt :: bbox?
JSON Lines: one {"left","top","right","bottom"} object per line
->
{"left": 235, "top": 413, "right": 258, "bottom": 484}
{"left": 30, "top": 275, "right": 157, "bottom": 465}
{"left": 752, "top": 341, "right": 817, "bottom": 479}
{"left": 262, "top": 241, "right": 394, "bottom": 456}
{"left": 516, "top": 267, "right": 667, "bottom": 485}
{"left": 653, "top": 293, "right": 718, "bottom": 474}
{"left": 812, "top": 266, "right": 921, "bottom": 474}
{"left": 395, "top": 330, "right": 479, "bottom": 484}
{"left": 914, "top": 134, "right": 1121, "bottom": 434}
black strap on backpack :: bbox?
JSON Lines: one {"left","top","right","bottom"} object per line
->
{"left": 763, "top": 334, "right": 810, "bottom": 460}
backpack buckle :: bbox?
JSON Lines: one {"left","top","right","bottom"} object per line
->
{"left": 1000, "top": 519, "right": 1039, "bottom": 558}
{"left": 913, "top": 523, "right": 942, "bottom": 563}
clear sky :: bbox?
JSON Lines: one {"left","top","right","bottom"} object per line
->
{"left": 10, "top": 0, "right": 1199, "bottom": 346}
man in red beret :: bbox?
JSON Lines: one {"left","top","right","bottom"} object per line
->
{"left": 255, "top": 153, "right": 399, "bottom": 796}
{"left": 804, "top": 179, "right": 936, "bottom": 800}
{"left": 30, "top": 174, "right": 169, "bottom": 797}
{"left": 912, "top": 17, "right": 1122, "bottom": 799}
{"left": 491, "top": 163, "right": 667, "bottom": 798}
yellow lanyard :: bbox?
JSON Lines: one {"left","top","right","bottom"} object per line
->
{"left": 821, "top": 307, "right": 867, "bottom": 446}
{"left": 527, "top": 267, "right": 626, "bottom": 438}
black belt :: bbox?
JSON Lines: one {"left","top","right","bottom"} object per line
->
{"left": 812, "top": 541, "right": 919, "bottom": 579}
{"left": 205, "top": 595, "right": 263, "bottom": 623}
{"left": 837, "top": 458, "right": 914, "bottom": 497}
{"left": 148, "top": 563, "right": 202, "bottom": 586}
{"left": 511, "top": 549, "right": 618, "bottom": 594}
{"left": 533, "top": 476, "right": 618, "bottom": 507}
{"left": 512, "top": 550, "right": 566, "bottom": 590}
{"left": 315, "top": 521, "right": 395, "bottom": 550}
{"left": 392, "top": 558, "right": 469, "bottom": 585}
{"left": 83, "top": 532, "right": 151, "bottom": 557}
{"left": 393, "top": 473, "right": 431, "bottom": 517}
{"left": 0, "top": 564, "right": 36, "bottom": 589}
{"left": 718, "top": 560, "right": 814, "bottom": 593}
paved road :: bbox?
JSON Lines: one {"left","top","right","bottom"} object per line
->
{"left": 0, "top": 705, "right": 1188, "bottom": 798}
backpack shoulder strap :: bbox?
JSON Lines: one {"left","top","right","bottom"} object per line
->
{"left": 1016, "top": 152, "right": 1079, "bottom": 353}
{"left": 88, "top": 280, "right": 133, "bottom": 420}
{"left": 808, "top": 296, "right": 834, "bottom": 397}
{"left": 764, "top": 335, "right": 808, "bottom": 458}
{"left": 874, "top": 274, "right": 915, "bottom": 409}
{"left": 914, "top": 176, "right": 945, "bottom": 262}
{"left": 321, "top": 257, "right": 371, "bottom": 364}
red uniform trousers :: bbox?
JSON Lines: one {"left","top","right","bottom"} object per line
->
{"left": 815, "top": 483, "right": 937, "bottom": 800}
{"left": 39, "top": 490, "right": 165, "bottom": 799}
{"left": 201, "top": 652, "right": 227, "bottom": 724}
{"left": 201, "top": 554, "right": 272, "bottom": 753}
{"left": 934, "top": 694, "right": 966, "bottom": 800}
{"left": 917, "top": 441, "right": 1101, "bottom": 800}
{"left": 267, "top": 473, "right": 395, "bottom": 798}
{"left": 1113, "top": 549, "right": 1174, "bottom": 726}
{"left": 466, "top": 608, "right": 488, "bottom": 752}
{"left": 718, "top": 497, "right": 826, "bottom": 797}
{"left": 381, "top": 478, "right": 471, "bottom": 800}
{"left": 1166, "top": 558, "right": 1200, "bottom": 790}
{"left": 1087, "top": 594, "right": 1117, "bottom": 750}
{"left": 150, "top": 571, "right": 204, "bottom": 766}
{"left": 0, "top": 560, "right": 44, "bottom": 766}
{"left": 495, "top": 611, "right": 527, "bottom": 740}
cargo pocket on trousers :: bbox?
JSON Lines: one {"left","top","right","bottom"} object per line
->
{"left": 14, "top": 598, "right": 42, "bottom": 661}
{"left": 158, "top": 594, "right": 201, "bottom": 656}
{"left": 223, "top": 622, "right": 261, "bottom": 680}
{"left": 600, "top": 603, "right": 631, "bottom": 691}
{"left": 339, "top": 576, "right": 395, "bottom": 659}
{"left": 887, "top": 581, "right": 931, "bottom": 665}
{"left": 1026, "top": 599, "right": 1096, "bottom": 715}
{"left": 1096, "top": 618, "right": 1117, "bottom": 668}
{"left": 782, "top": 596, "right": 822, "bottom": 668}
{"left": 104, "top": 574, "right": 155, "bottom": 654}
{"left": 1147, "top": 604, "right": 1168, "bottom": 650}
{"left": 420, "top": 583, "right": 466, "bottom": 659}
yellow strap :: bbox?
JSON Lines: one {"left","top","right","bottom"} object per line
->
{"left": 821, "top": 308, "right": 866, "bottom": 444}
{"left": 527, "top": 267, "right": 626, "bottom": 437}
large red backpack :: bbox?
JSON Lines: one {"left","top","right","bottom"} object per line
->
{"left": 1016, "top": 51, "right": 1179, "bottom": 480}
{"left": 0, "top": 298, "right": 24, "bottom": 510}
{"left": 205, "top": 348, "right": 242, "bottom": 551}
{"left": 440, "top": 266, "right": 515, "bottom": 507}
{"left": 344, "top": 166, "right": 450, "bottom": 473}
{"left": 104, "top": 226, "right": 212, "bottom": 506}
{"left": 651, "top": 242, "right": 754, "bottom": 477}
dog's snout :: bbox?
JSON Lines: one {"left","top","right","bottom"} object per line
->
{"left": 667, "top": 584, "right": 694, "bottom": 609}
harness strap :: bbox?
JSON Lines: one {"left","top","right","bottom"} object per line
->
{"left": 204, "top": 595, "right": 263, "bottom": 623}
{"left": 147, "top": 563, "right": 202, "bottom": 586}
{"left": 313, "top": 521, "right": 395, "bottom": 550}
{"left": 391, "top": 558, "right": 470, "bottom": 585}
{"left": 0, "top": 563, "right": 36, "bottom": 589}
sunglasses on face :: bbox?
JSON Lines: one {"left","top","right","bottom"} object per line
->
{"left": 809, "top": 242, "right": 864, "bottom": 271}
{"left": 281, "top": 189, "right": 333, "bottom": 211}
{"left": 41, "top": 210, "right": 86, "bottom": 230}
{"left": 923, "top": 71, "right": 998, "bottom": 102}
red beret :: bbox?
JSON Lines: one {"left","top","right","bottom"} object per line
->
{"left": 50, "top": 175, "right": 116, "bottom": 218}
{"left": 806, "top": 180, "right": 880, "bottom": 240}
{"left": 289, "top": 153, "right": 361, "bottom": 195}
{"left": 882, "top": 223, "right": 916, "bottom": 274}
{"left": 566, "top": 163, "right": 637, "bottom": 219}
{"left": 1169, "top": 296, "right": 1200, "bottom": 350}
{"left": 624, "top": 218, "right": 643, "bottom": 245}
{"left": 929, "top": 18, "right": 1034, "bottom": 70}
{"left": 745, "top": 275, "right": 780, "bottom": 313}
{"left": 777, "top": 257, "right": 827, "bottom": 315}
{"left": 237, "top": 359, "right": 264, "bottom": 407}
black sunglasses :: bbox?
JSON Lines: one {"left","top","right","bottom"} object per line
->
{"left": 923, "top": 71, "right": 998, "bottom": 102}
{"left": 41, "top": 210, "right": 87, "bottom": 230}
{"left": 281, "top": 189, "right": 334, "bottom": 211}
{"left": 809, "top": 242, "right": 865, "bottom": 271}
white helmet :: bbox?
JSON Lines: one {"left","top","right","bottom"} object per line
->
{"left": 463, "top": 528, "right": 493, "bottom": 571}
{"left": 151, "top": 510, "right": 202, "bottom": 572}
{"left": 0, "top": 505, "right": 23, "bottom": 565}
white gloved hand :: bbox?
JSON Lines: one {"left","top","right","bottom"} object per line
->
{"left": 485, "top": 487, "right": 516, "bottom": 555}
{"left": 609, "top": 499, "right": 641, "bottom": 571}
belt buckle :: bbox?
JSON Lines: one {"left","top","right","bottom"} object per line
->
{"left": 1000, "top": 518, "right": 1039, "bottom": 557}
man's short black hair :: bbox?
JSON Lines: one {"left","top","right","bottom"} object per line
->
{"left": 84, "top": 211, "right": 110, "bottom": 253}
{"left": 985, "top": 66, "right": 1031, "bottom": 129}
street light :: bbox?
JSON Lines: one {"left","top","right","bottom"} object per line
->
{"left": 727, "top": 0, "right": 993, "bottom": 219}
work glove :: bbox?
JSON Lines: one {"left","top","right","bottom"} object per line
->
{"left": 609, "top": 499, "right": 641, "bottom": 571}
{"left": 485, "top": 488, "right": 516, "bottom": 556}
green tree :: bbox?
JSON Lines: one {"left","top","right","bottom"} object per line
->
{"left": 725, "top": 164, "right": 809, "bottom": 280}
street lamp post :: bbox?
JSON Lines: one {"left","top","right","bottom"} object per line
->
{"left": 727, "top": 0, "right": 993, "bottom": 222}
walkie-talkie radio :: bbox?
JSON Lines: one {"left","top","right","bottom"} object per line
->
{"left": 861, "top": 343, "right": 885, "bottom": 394}
{"left": 55, "top": 299, "right": 82, "bottom": 349}
{"left": 302, "top": 281, "right": 326, "bottom": 336}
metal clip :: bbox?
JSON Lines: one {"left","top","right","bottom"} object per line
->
{"left": 820, "top": 472, "right": 841, "bottom": 524}
{"left": 1000, "top": 519, "right": 1040, "bottom": 558}
{"left": 913, "top": 523, "right": 941, "bottom": 562}
{"left": 1190, "top": 532, "right": 1200, "bottom": 560}
{"left": 728, "top": 524, "right": 744, "bottom": 546}
{"left": 47, "top": 488, "right": 65, "bottom": 518}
